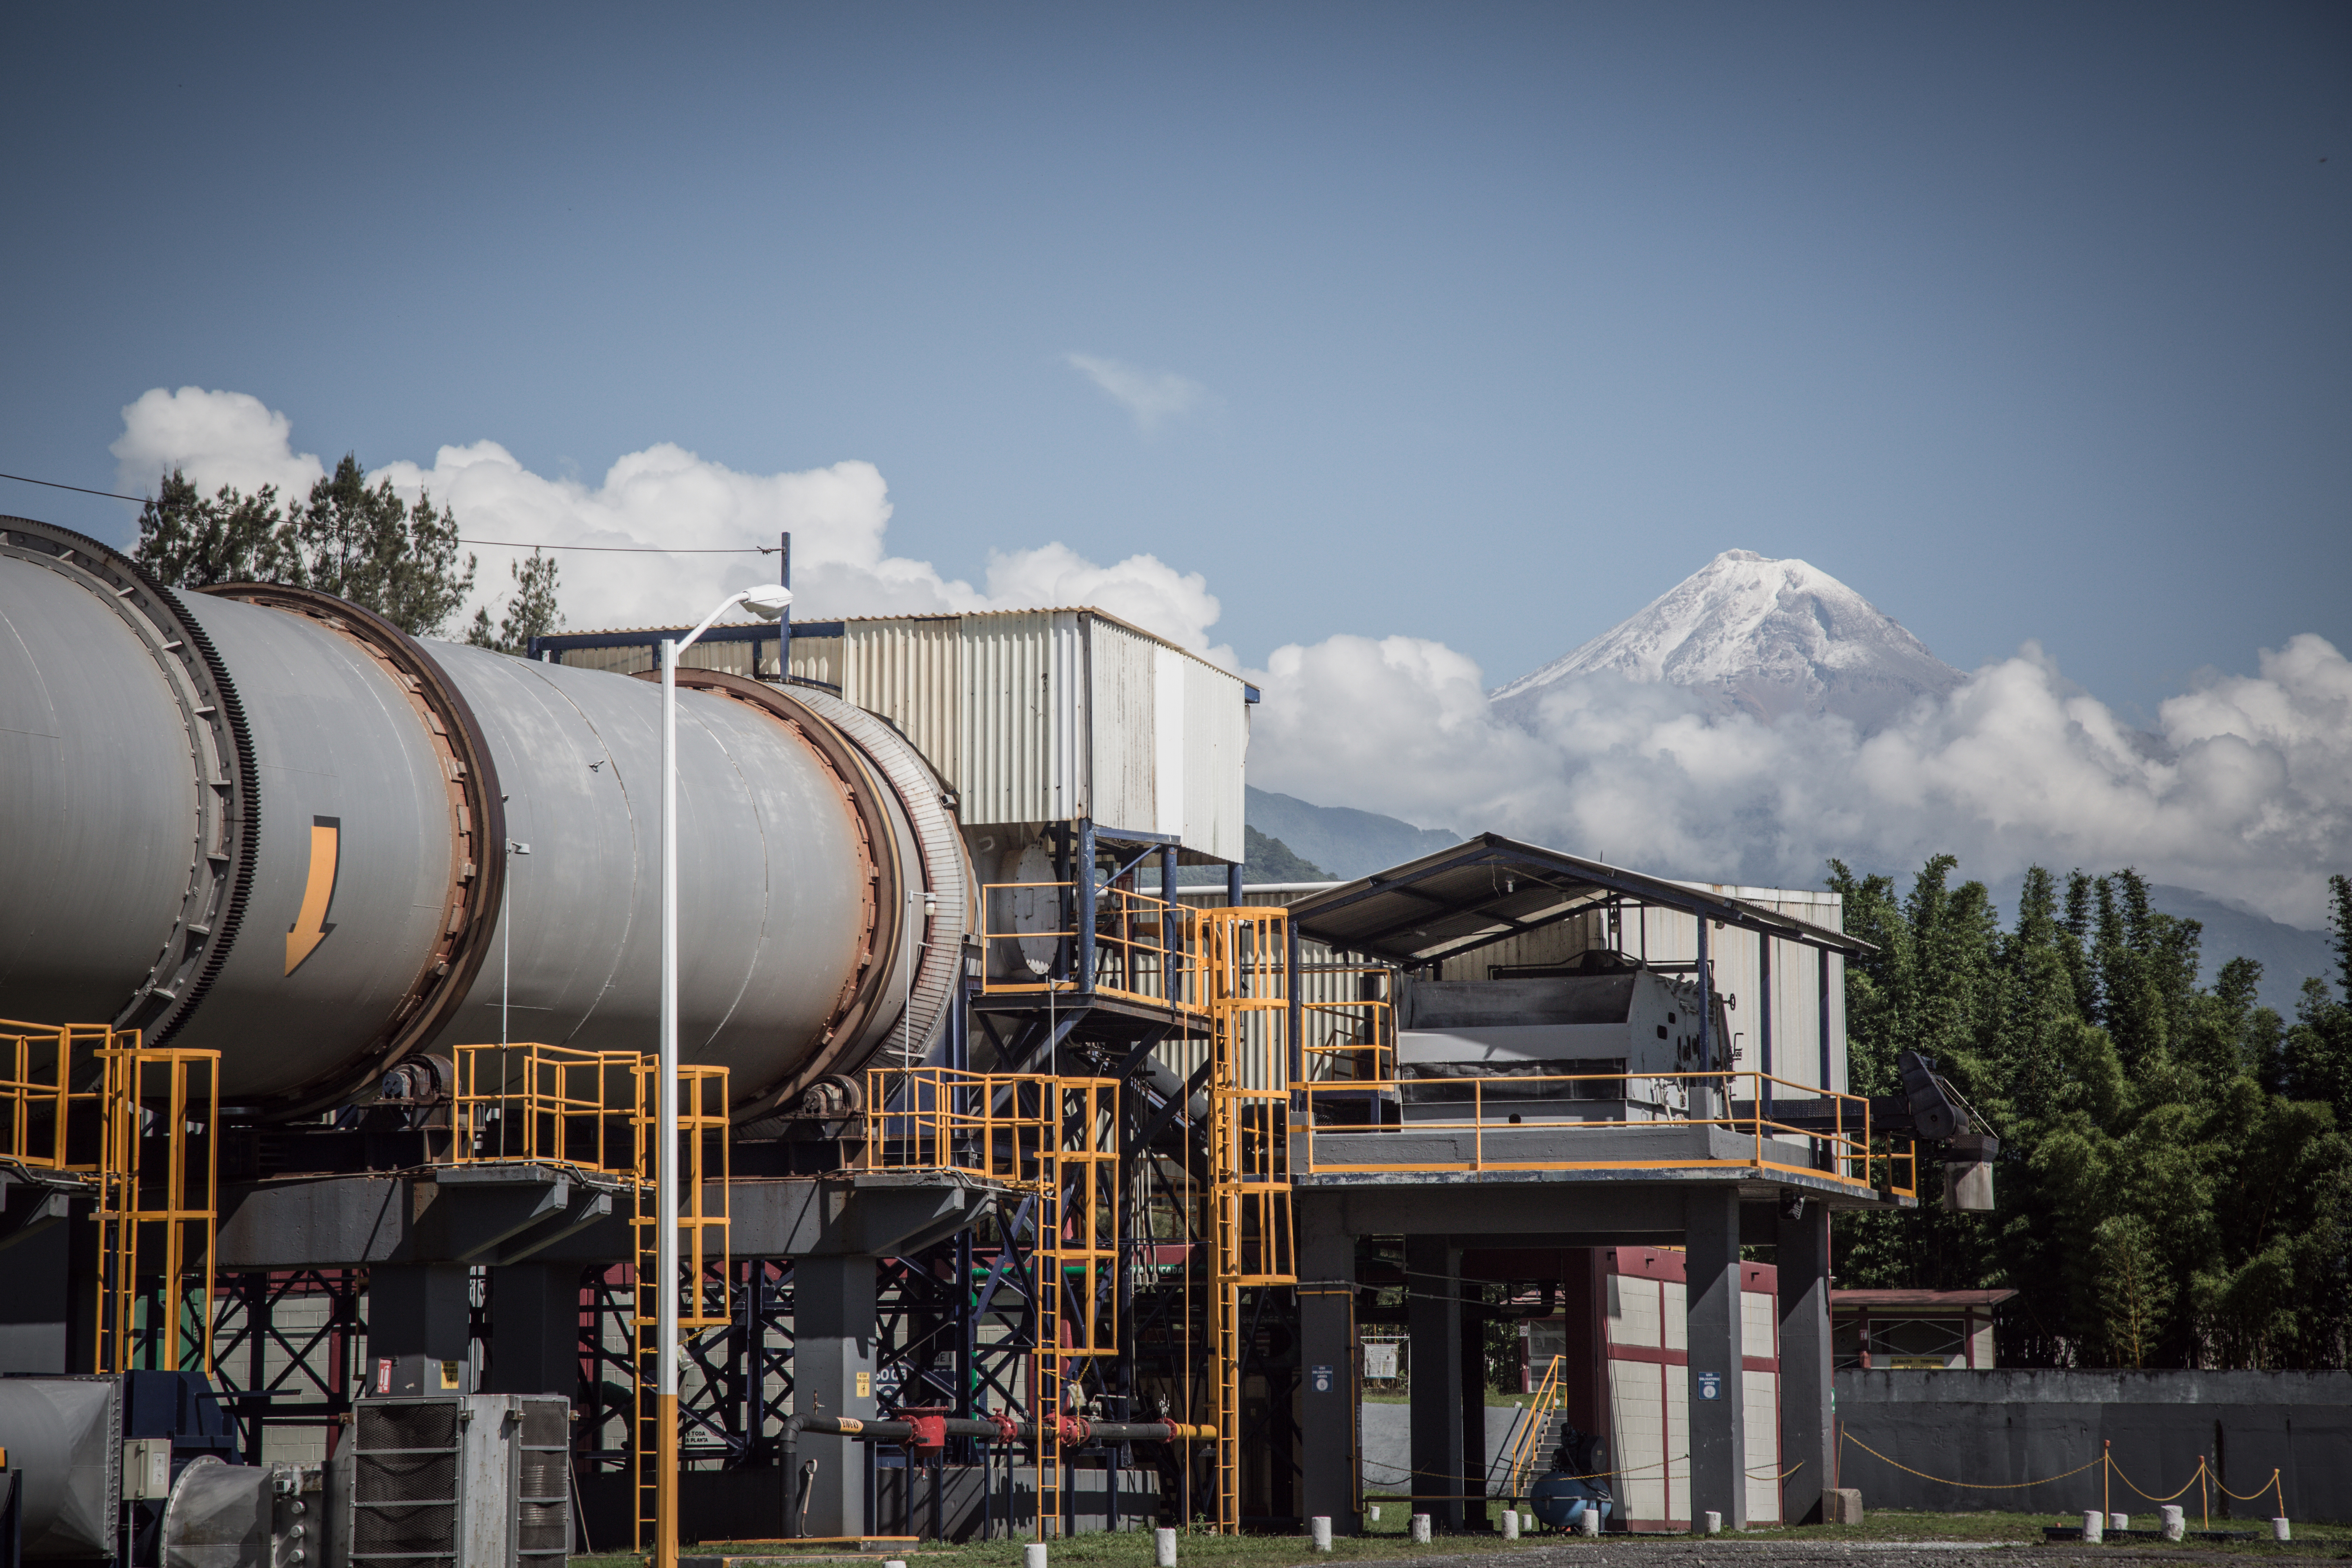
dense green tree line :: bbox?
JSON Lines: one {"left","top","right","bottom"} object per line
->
{"left": 133, "top": 459, "right": 559, "bottom": 650}
{"left": 1828, "top": 858, "right": 2352, "bottom": 1369}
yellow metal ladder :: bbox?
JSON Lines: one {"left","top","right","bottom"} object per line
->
{"left": 93, "top": 1037, "right": 220, "bottom": 1376}
{"left": 1031, "top": 1074, "right": 1119, "bottom": 1538}
{"left": 1200, "top": 909, "right": 1295, "bottom": 1533}
{"left": 632, "top": 1061, "right": 731, "bottom": 1560}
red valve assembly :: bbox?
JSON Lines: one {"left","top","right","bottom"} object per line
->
{"left": 898, "top": 1405, "right": 951, "bottom": 1454}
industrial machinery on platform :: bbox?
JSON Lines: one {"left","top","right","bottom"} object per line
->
{"left": 0, "top": 508, "right": 1986, "bottom": 1545}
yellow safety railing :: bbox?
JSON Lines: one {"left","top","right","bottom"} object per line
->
{"left": 1298, "top": 1069, "right": 1915, "bottom": 1198}
{"left": 1501, "top": 1354, "right": 1568, "bottom": 1499}
{"left": 451, "top": 1042, "right": 642, "bottom": 1176}
{"left": 94, "top": 1041, "right": 220, "bottom": 1377}
{"left": 1301, "top": 965, "right": 1395, "bottom": 1086}
{"left": 0, "top": 1019, "right": 112, "bottom": 1173}
{"left": 978, "top": 882, "right": 1205, "bottom": 1015}
{"left": 855, "top": 1066, "right": 1060, "bottom": 1189}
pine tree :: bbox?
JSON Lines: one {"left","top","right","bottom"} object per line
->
{"left": 467, "top": 548, "right": 563, "bottom": 655}
{"left": 293, "top": 455, "right": 475, "bottom": 636}
{"left": 133, "top": 469, "right": 302, "bottom": 587}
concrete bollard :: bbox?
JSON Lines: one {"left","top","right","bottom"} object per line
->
{"left": 1704, "top": 1511, "right": 1722, "bottom": 1535}
{"left": 1156, "top": 1527, "right": 1178, "bottom": 1567}
{"left": 2109, "top": 1513, "right": 2128, "bottom": 1533}
{"left": 2160, "top": 1505, "right": 2185, "bottom": 1542}
{"left": 1368, "top": 1506, "right": 1381, "bottom": 1524}
{"left": 2080, "top": 1512, "right": 2104, "bottom": 1544}
{"left": 2272, "top": 1518, "right": 2292, "bottom": 1543}
{"left": 1577, "top": 1506, "right": 1600, "bottom": 1538}
{"left": 1026, "top": 1544, "right": 1051, "bottom": 1568}
{"left": 1312, "top": 1518, "right": 1334, "bottom": 1552}
{"left": 1521, "top": 1512, "right": 1535, "bottom": 1535}
{"left": 1411, "top": 1513, "right": 1432, "bottom": 1544}
{"left": 884, "top": 1561, "right": 907, "bottom": 1568}
{"left": 1501, "top": 1510, "right": 1519, "bottom": 1541}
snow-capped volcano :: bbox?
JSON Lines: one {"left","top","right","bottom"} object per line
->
{"left": 1491, "top": 550, "right": 1962, "bottom": 731}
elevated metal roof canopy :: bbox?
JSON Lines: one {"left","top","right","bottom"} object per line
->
{"left": 1285, "top": 832, "right": 1873, "bottom": 967}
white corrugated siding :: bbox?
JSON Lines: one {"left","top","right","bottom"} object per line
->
{"left": 1087, "top": 619, "right": 1159, "bottom": 837}
{"left": 1153, "top": 645, "right": 1187, "bottom": 839}
{"left": 956, "top": 611, "right": 1069, "bottom": 824}
{"left": 1181, "top": 650, "right": 1247, "bottom": 864}
{"left": 786, "top": 634, "right": 842, "bottom": 689}
{"left": 842, "top": 617, "right": 960, "bottom": 786}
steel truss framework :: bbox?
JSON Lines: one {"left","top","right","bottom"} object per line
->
{"left": 208, "top": 1269, "right": 366, "bottom": 1461}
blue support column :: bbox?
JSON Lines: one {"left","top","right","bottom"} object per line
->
{"left": 1818, "top": 946, "right": 1833, "bottom": 1090}
{"left": 1160, "top": 846, "right": 1180, "bottom": 1001}
{"left": 1696, "top": 913, "right": 1711, "bottom": 1064}
{"left": 1076, "top": 818, "right": 1097, "bottom": 993}
{"left": 1287, "top": 918, "right": 1303, "bottom": 1092}
{"left": 1225, "top": 862, "right": 1243, "bottom": 906}
{"left": 1758, "top": 933, "right": 1774, "bottom": 1080}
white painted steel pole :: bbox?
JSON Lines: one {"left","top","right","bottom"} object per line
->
{"left": 658, "top": 635, "right": 681, "bottom": 1568}
{"left": 653, "top": 585, "right": 788, "bottom": 1568}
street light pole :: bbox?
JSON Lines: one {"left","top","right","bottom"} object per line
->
{"left": 656, "top": 582, "right": 790, "bottom": 1568}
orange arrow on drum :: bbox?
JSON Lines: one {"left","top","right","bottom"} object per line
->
{"left": 285, "top": 816, "right": 342, "bottom": 974}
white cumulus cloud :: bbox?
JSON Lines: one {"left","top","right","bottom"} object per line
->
{"left": 114, "top": 387, "right": 327, "bottom": 501}
{"left": 113, "top": 388, "right": 2352, "bottom": 928}
{"left": 1247, "top": 631, "right": 2352, "bottom": 928}
{"left": 109, "top": 388, "right": 1229, "bottom": 657}
{"left": 1065, "top": 353, "right": 1207, "bottom": 432}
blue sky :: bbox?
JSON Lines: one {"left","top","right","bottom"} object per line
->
{"left": 3, "top": 2, "right": 2345, "bottom": 720}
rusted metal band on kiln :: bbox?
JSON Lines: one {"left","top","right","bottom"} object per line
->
{"left": 203, "top": 583, "right": 508, "bottom": 1113}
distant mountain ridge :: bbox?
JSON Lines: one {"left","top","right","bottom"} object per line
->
{"left": 1242, "top": 786, "right": 1459, "bottom": 881}
{"left": 1492, "top": 548, "right": 1963, "bottom": 732}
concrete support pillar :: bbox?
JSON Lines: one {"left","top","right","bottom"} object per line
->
{"left": 796, "top": 1254, "right": 879, "bottom": 1539}
{"left": 1684, "top": 1190, "right": 1746, "bottom": 1531}
{"left": 1297, "top": 1207, "right": 1357, "bottom": 1532}
{"left": 1776, "top": 1198, "right": 1833, "bottom": 1525}
{"left": 1459, "top": 1305, "right": 1488, "bottom": 1530}
{"left": 370, "top": 1264, "right": 472, "bottom": 1360}
{"left": 486, "top": 1264, "right": 584, "bottom": 1397}
{"left": 1405, "top": 1237, "right": 1463, "bottom": 1531}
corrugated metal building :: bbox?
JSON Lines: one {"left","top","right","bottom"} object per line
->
{"left": 539, "top": 607, "right": 1251, "bottom": 868}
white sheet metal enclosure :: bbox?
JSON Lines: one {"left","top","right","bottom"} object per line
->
{"left": 599, "top": 608, "right": 1250, "bottom": 862}
{"left": 0, "top": 517, "right": 959, "bottom": 1118}
{"left": 798, "top": 608, "right": 1248, "bottom": 863}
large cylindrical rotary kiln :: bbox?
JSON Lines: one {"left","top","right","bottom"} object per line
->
{"left": 0, "top": 516, "right": 967, "bottom": 1118}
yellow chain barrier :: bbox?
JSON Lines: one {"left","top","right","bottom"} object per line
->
{"left": 1844, "top": 1432, "right": 2286, "bottom": 1524}
{"left": 1841, "top": 1431, "right": 2101, "bottom": 1490}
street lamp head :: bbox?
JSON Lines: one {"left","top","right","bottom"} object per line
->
{"left": 738, "top": 584, "right": 793, "bottom": 621}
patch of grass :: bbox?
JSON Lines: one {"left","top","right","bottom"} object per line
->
{"left": 573, "top": 1508, "right": 2352, "bottom": 1568}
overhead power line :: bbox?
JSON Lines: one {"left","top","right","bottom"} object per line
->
{"left": 0, "top": 470, "right": 150, "bottom": 502}
{"left": 0, "top": 470, "right": 774, "bottom": 553}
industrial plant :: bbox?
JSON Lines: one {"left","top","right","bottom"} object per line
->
{"left": 0, "top": 513, "right": 1994, "bottom": 1567}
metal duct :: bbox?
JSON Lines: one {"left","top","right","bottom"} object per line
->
{"left": 0, "top": 517, "right": 969, "bottom": 1118}
{"left": 0, "top": 1375, "right": 121, "bottom": 1560}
